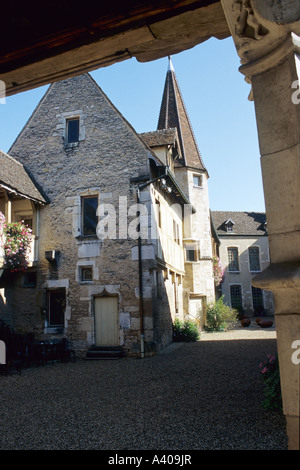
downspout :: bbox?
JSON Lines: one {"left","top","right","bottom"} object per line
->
{"left": 136, "top": 168, "right": 168, "bottom": 359}
{"left": 136, "top": 188, "right": 145, "bottom": 359}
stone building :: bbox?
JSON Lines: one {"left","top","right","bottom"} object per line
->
{"left": 0, "top": 150, "right": 47, "bottom": 327}
{"left": 211, "top": 211, "right": 274, "bottom": 316}
{"left": 140, "top": 58, "right": 215, "bottom": 326}
{"left": 1, "top": 0, "right": 299, "bottom": 451}
{"left": 0, "top": 63, "right": 215, "bottom": 356}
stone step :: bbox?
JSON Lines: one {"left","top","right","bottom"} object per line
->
{"left": 85, "top": 346, "right": 125, "bottom": 360}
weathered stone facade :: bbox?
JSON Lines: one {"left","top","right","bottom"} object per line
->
{"left": 6, "top": 74, "right": 157, "bottom": 355}
{"left": 1, "top": 67, "right": 216, "bottom": 356}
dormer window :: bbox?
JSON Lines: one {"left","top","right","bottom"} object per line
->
{"left": 225, "top": 218, "right": 235, "bottom": 233}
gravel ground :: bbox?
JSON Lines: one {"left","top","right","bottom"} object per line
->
{"left": 0, "top": 325, "right": 288, "bottom": 451}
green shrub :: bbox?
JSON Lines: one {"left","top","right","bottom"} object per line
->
{"left": 259, "top": 354, "right": 282, "bottom": 411}
{"left": 173, "top": 318, "right": 200, "bottom": 342}
{"left": 205, "top": 296, "right": 238, "bottom": 331}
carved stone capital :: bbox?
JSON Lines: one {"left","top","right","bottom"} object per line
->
{"left": 221, "top": 0, "right": 300, "bottom": 65}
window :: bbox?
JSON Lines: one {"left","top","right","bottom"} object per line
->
{"left": 185, "top": 244, "right": 197, "bottom": 262}
{"left": 155, "top": 199, "right": 161, "bottom": 228}
{"left": 80, "top": 267, "right": 93, "bottom": 282}
{"left": 228, "top": 247, "right": 239, "bottom": 271}
{"left": 173, "top": 220, "right": 180, "bottom": 244}
{"left": 252, "top": 286, "right": 264, "bottom": 312}
{"left": 193, "top": 174, "right": 202, "bottom": 187}
{"left": 47, "top": 290, "right": 66, "bottom": 327}
{"left": 66, "top": 117, "right": 79, "bottom": 143}
{"left": 230, "top": 285, "right": 242, "bottom": 311}
{"left": 17, "top": 215, "right": 33, "bottom": 230}
{"left": 24, "top": 271, "right": 36, "bottom": 288}
{"left": 225, "top": 219, "right": 235, "bottom": 233}
{"left": 249, "top": 247, "right": 260, "bottom": 271}
{"left": 81, "top": 196, "right": 98, "bottom": 236}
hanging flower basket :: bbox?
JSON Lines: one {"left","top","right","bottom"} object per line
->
{"left": 0, "top": 212, "right": 32, "bottom": 272}
{"left": 212, "top": 256, "right": 225, "bottom": 286}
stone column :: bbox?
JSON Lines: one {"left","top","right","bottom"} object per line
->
{"left": 221, "top": 0, "right": 300, "bottom": 450}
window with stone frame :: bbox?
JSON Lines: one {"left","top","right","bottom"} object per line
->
{"left": 227, "top": 247, "right": 239, "bottom": 271}
{"left": 185, "top": 244, "right": 198, "bottom": 262}
{"left": 24, "top": 271, "right": 37, "bottom": 288}
{"left": 193, "top": 174, "right": 203, "bottom": 188}
{"left": 66, "top": 117, "right": 80, "bottom": 144}
{"left": 249, "top": 246, "right": 260, "bottom": 272}
{"left": 81, "top": 195, "right": 98, "bottom": 236}
{"left": 80, "top": 266, "right": 93, "bottom": 282}
{"left": 230, "top": 285, "right": 243, "bottom": 311}
{"left": 47, "top": 289, "right": 66, "bottom": 327}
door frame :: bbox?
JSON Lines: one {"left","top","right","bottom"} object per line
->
{"left": 93, "top": 293, "right": 119, "bottom": 346}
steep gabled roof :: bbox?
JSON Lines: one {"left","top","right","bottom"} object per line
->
{"left": 211, "top": 211, "right": 267, "bottom": 236}
{"left": 157, "top": 57, "right": 207, "bottom": 173}
{"left": 0, "top": 150, "right": 47, "bottom": 204}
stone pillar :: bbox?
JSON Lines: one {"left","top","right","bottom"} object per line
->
{"left": 221, "top": 0, "right": 300, "bottom": 449}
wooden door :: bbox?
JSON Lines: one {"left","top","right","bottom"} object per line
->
{"left": 94, "top": 296, "right": 119, "bottom": 346}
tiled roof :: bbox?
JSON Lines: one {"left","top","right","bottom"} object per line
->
{"left": 157, "top": 59, "right": 207, "bottom": 172}
{"left": 211, "top": 211, "right": 267, "bottom": 236}
{"left": 0, "top": 150, "right": 47, "bottom": 203}
{"left": 139, "top": 128, "right": 178, "bottom": 147}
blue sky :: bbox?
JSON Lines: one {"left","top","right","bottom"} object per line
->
{"left": 0, "top": 36, "right": 265, "bottom": 212}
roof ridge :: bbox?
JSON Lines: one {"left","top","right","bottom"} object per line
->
{"left": 211, "top": 210, "right": 266, "bottom": 214}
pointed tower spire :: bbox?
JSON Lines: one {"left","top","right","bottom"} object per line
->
{"left": 168, "top": 56, "right": 175, "bottom": 73}
{"left": 157, "top": 57, "right": 207, "bottom": 172}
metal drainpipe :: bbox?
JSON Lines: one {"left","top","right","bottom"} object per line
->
{"left": 136, "top": 188, "right": 145, "bottom": 359}
{"left": 136, "top": 169, "right": 168, "bottom": 359}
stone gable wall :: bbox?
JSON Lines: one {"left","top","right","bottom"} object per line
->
{"left": 7, "top": 74, "right": 162, "bottom": 355}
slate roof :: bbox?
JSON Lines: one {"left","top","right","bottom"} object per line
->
{"left": 0, "top": 150, "right": 47, "bottom": 203}
{"left": 211, "top": 211, "right": 267, "bottom": 236}
{"left": 157, "top": 58, "right": 207, "bottom": 172}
